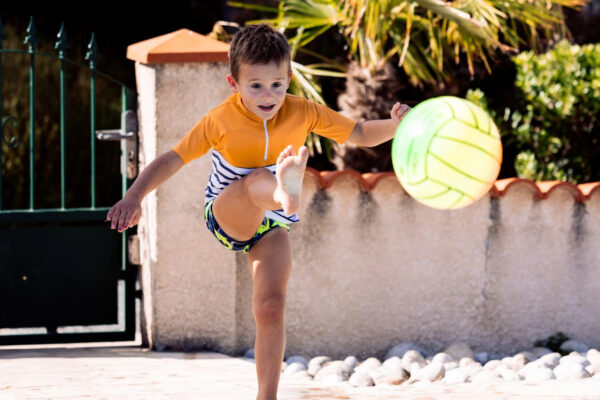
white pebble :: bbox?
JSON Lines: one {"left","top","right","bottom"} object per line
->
{"left": 554, "top": 362, "right": 591, "bottom": 380}
{"left": 314, "top": 360, "right": 352, "bottom": 383}
{"left": 560, "top": 354, "right": 590, "bottom": 367}
{"left": 519, "top": 360, "right": 542, "bottom": 379}
{"left": 354, "top": 357, "right": 382, "bottom": 374}
{"left": 496, "top": 364, "right": 523, "bottom": 381}
{"left": 525, "top": 367, "right": 555, "bottom": 381}
{"left": 386, "top": 342, "right": 427, "bottom": 360}
{"left": 501, "top": 355, "right": 527, "bottom": 371}
{"left": 442, "top": 368, "right": 469, "bottom": 384}
{"left": 344, "top": 356, "right": 359, "bottom": 371}
{"left": 307, "top": 356, "right": 331, "bottom": 376}
{"left": 432, "top": 352, "right": 453, "bottom": 364}
{"left": 410, "top": 361, "right": 444, "bottom": 383}
{"left": 471, "top": 370, "right": 503, "bottom": 384}
{"left": 586, "top": 349, "right": 600, "bottom": 364}
{"left": 283, "top": 362, "right": 307, "bottom": 375}
{"left": 401, "top": 350, "right": 426, "bottom": 370}
{"left": 484, "top": 359, "right": 502, "bottom": 371}
{"left": 382, "top": 356, "right": 403, "bottom": 372}
{"left": 348, "top": 371, "right": 374, "bottom": 387}
{"left": 291, "top": 370, "right": 313, "bottom": 380}
{"left": 371, "top": 365, "right": 408, "bottom": 385}
{"left": 443, "top": 361, "right": 459, "bottom": 372}
{"left": 538, "top": 352, "right": 561, "bottom": 369}
{"left": 286, "top": 355, "right": 308, "bottom": 368}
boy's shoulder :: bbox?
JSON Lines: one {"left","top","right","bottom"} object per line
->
{"left": 284, "top": 93, "right": 316, "bottom": 109}
{"left": 207, "top": 94, "right": 239, "bottom": 117}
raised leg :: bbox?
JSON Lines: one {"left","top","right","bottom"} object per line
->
{"left": 212, "top": 145, "right": 308, "bottom": 241}
{"left": 248, "top": 228, "right": 291, "bottom": 400}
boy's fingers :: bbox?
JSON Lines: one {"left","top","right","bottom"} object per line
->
{"left": 119, "top": 211, "right": 131, "bottom": 231}
{"left": 127, "top": 210, "right": 139, "bottom": 228}
{"left": 110, "top": 209, "right": 121, "bottom": 229}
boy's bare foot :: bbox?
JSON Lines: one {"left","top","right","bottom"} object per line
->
{"left": 274, "top": 145, "right": 309, "bottom": 215}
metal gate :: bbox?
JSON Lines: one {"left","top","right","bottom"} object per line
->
{"left": 0, "top": 17, "right": 139, "bottom": 345}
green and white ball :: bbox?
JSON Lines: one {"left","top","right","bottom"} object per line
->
{"left": 392, "top": 96, "right": 502, "bottom": 210}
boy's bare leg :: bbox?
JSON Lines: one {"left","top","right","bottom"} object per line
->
{"left": 248, "top": 228, "right": 291, "bottom": 400}
{"left": 210, "top": 145, "right": 307, "bottom": 400}
{"left": 212, "top": 145, "right": 308, "bottom": 241}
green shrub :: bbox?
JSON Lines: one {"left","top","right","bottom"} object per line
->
{"left": 467, "top": 40, "right": 600, "bottom": 183}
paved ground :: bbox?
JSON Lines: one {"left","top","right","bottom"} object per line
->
{"left": 0, "top": 345, "right": 599, "bottom": 400}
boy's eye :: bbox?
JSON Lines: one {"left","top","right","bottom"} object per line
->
{"left": 272, "top": 82, "right": 282, "bottom": 88}
{"left": 250, "top": 83, "right": 261, "bottom": 89}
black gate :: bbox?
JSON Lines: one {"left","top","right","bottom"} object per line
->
{"left": 0, "top": 17, "right": 139, "bottom": 345}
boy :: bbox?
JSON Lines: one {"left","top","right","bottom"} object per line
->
{"left": 107, "top": 24, "right": 410, "bottom": 400}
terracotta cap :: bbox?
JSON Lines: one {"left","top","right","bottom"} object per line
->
{"left": 127, "top": 29, "right": 229, "bottom": 64}
{"left": 305, "top": 168, "right": 600, "bottom": 203}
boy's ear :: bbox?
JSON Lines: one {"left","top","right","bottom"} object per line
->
{"left": 226, "top": 74, "right": 239, "bottom": 93}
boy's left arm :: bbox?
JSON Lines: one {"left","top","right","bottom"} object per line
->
{"left": 347, "top": 102, "right": 411, "bottom": 147}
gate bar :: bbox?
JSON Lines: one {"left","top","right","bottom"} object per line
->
{"left": 56, "top": 23, "right": 68, "bottom": 209}
{"left": 25, "top": 17, "right": 38, "bottom": 210}
{"left": 0, "top": 16, "right": 4, "bottom": 210}
{"left": 86, "top": 33, "right": 98, "bottom": 209}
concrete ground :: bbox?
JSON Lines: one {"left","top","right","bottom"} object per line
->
{"left": 0, "top": 345, "right": 599, "bottom": 400}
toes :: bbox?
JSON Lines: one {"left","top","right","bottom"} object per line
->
{"left": 298, "top": 146, "right": 309, "bottom": 163}
{"left": 286, "top": 145, "right": 295, "bottom": 157}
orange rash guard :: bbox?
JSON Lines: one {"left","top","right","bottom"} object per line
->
{"left": 172, "top": 92, "right": 357, "bottom": 224}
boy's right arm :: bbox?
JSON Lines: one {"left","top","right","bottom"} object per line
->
{"left": 106, "top": 149, "right": 185, "bottom": 232}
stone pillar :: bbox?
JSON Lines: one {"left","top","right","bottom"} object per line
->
{"left": 127, "top": 29, "right": 239, "bottom": 352}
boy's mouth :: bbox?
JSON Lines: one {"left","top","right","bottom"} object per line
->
{"left": 258, "top": 104, "right": 275, "bottom": 112}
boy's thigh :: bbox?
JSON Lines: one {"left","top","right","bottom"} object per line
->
{"left": 248, "top": 228, "right": 292, "bottom": 293}
{"left": 205, "top": 199, "right": 289, "bottom": 255}
{"left": 212, "top": 175, "right": 266, "bottom": 241}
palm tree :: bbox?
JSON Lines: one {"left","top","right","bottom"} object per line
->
{"left": 229, "top": 0, "right": 585, "bottom": 171}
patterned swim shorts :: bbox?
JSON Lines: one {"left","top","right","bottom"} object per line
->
{"left": 204, "top": 199, "right": 290, "bottom": 254}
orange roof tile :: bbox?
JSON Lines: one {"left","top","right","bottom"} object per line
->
{"left": 127, "top": 29, "right": 229, "bottom": 64}
{"left": 305, "top": 169, "right": 599, "bottom": 202}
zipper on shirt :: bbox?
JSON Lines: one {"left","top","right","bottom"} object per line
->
{"left": 263, "top": 120, "right": 269, "bottom": 161}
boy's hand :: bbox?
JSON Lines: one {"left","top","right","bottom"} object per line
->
{"left": 391, "top": 102, "right": 411, "bottom": 125}
{"left": 106, "top": 195, "right": 142, "bottom": 233}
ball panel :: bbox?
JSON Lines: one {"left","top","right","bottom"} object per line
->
{"left": 426, "top": 154, "right": 494, "bottom": 199}
{"left": 428, "top": 138, "right": 501, "bottom": 182}
{"left": 393, "top": 118, "right": 456, "bottom": 185}
{"left": 434, "top": 127, "right": 502, "bottom": 163}
{"left": 438, "top": 96, "right": 477, "bottom": 127}
{"left": 420, "top": 188, "right": 468, "bottom": 210}
{"left": 403, "top": 177, "right": 451, "bottom": 198}
{"left": 465, "top": 100, "right": 496, "bottom": 137}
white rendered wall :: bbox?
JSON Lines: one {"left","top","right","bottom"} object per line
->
{"left": 136, "top": 61, "right": 600, "bottom": 358}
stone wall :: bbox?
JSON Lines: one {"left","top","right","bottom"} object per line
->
{"left": 232, "top": 172, "right": 600, "bottom": 358}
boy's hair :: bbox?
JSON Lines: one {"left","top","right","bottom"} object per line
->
{"left": 229, "top": 24, "right": 291, "bottom": 80}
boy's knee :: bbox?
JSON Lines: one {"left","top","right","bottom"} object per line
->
{"left": 246, "top": 168, "right": 273, "bottom": 183}
{"left": 253, "top": 293, "right": 285, "bottom": 325}
{"left": 244, "top": 168, "right": 275, "bottom": 193}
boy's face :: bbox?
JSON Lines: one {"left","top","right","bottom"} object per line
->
{"left": 227, "top": 61, "right": 292, "bottom": 120}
